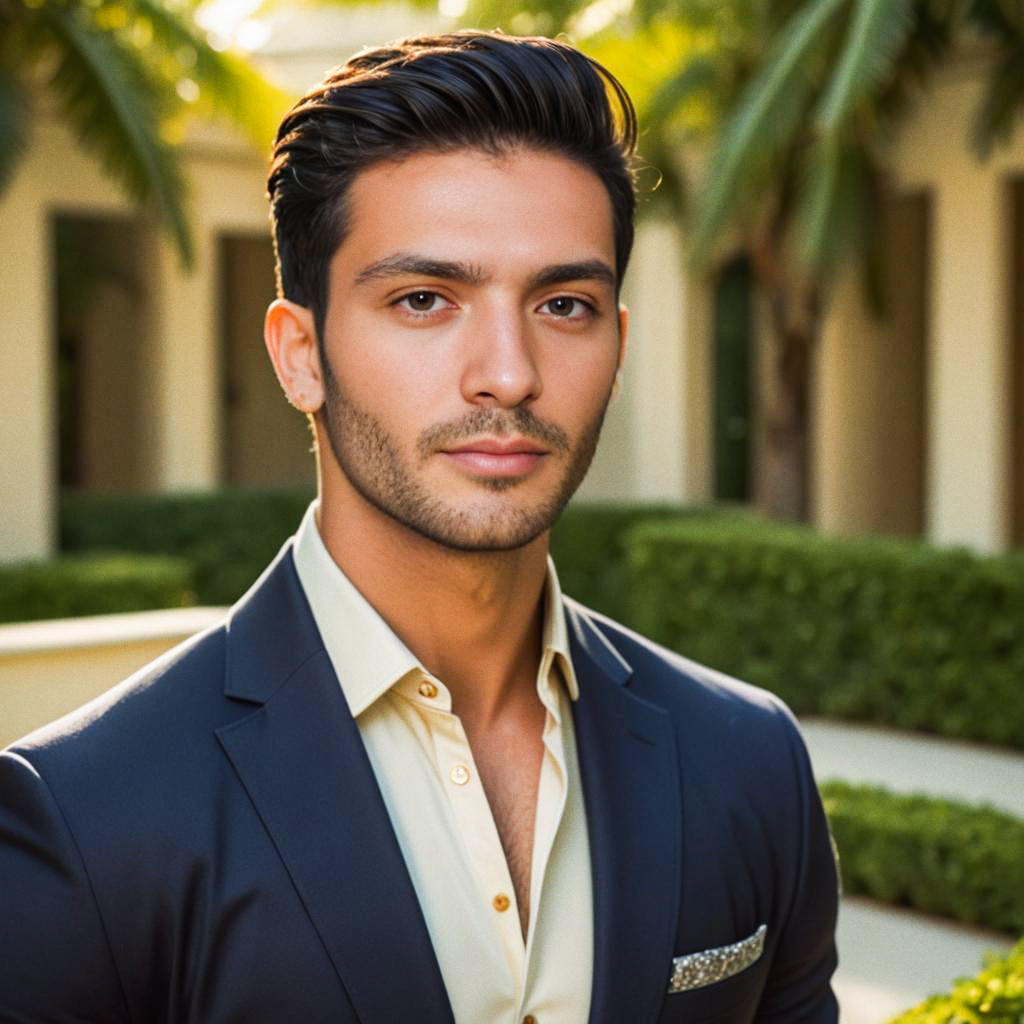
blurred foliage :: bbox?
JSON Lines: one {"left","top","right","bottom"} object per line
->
{"left": 61, "top": 487, "right": 315, "bottom": 605}
{"left": 0, "top": 0, "right": 292, "bottom": 266}
{"left": 0, "top": 554, "right": 194, "bottom": 623}
{"left": 450, "top": 0, "right": 1024, "bottom": 520}
{"left": 891, "top": 938, "right": 1024, "bottom": 1022}
{"left": 58, "top": 492, "right": 1024, "bottom": 750}
{"left": 549, "top": 500, "right": 729, "bottom": 620}
{"left": 625, "top": 515, "right": 1024, "bottom": 748}
{"left": 459, "top": 0, "right": 1024, "bottom": 278}
{"left": 822, "top": 781, "right": 1024, "bottom": 934}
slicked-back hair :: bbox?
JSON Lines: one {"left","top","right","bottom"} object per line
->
{"left": 267, "top": 30, "right": 638, "bottom": 344}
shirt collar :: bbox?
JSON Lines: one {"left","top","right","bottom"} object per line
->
{"left": 292, "top": 501, "right": 578, "bottom": 717}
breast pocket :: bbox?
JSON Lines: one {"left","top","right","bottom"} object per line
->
{"left": 658, "top": 924, "right": 768, "bottom": 1024}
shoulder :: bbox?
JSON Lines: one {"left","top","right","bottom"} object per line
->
{"left": 7, "top": 616, "right": 232, "bottom": 776}
{"left": 565, "top": 597, "right": 812, "bottom": 781}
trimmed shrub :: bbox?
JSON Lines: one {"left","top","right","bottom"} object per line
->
{"left": 60, "top": 489, "right": 313, "bottom": 605}
{"left": 626, "top": 517, "right": 1024, "bottom": 748}
{"left": 550, "top": 502, "right": 719, "bottom": 620}
{"left": 61, "top": 493, "right": 700, "bottom": 614}
{"left": 891, "top": 939, "right": 1024, "bottom": 1022}
{"left": 0, "top": 555, "right": 194, "bottom": 624}
{"left": 821, "top": 781, "right": 1024, "bottom": 934}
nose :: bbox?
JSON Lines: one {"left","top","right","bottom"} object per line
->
{"left": 459, "top": 300, "right": 542, "bottom": 408}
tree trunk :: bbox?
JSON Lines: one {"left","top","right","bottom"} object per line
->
{"left": 755, "top": 323, "right": 811, "bottom": 519}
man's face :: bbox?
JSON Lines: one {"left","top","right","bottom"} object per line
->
{"left": 316, "top": 147, "right": 625, "bottom": 552}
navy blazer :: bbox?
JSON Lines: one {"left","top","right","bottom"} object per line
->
{"left": 0, "top": 543, "right": 838, "bottom": 1023}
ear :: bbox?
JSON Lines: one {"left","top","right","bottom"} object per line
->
{"left": 264, "top": 299, "right": 324, "bottom": 413}
{"left": 611, "top": 304, "right": 629, "bottom": 401}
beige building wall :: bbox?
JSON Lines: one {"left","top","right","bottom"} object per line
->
{"left": 814, "top": 54, "right": 1024, "bottom": 551}
{"left": 816, "top": 193, "right": 930, "bottom": 538}
{"left": 879, "top": 57, "right": 1024, "bottom": 551}
{"left": 0, "top": 119, "right": 131, "bottom": 562}
{"left": 0, "top": 116, "right": 282, "bottom": 564}
{"left": 576, "top": 217, "right": 691, "bottom": 503}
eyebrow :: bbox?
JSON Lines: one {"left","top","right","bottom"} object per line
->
{"left": 353, "top": 253, "right": 617, "bottom": 291}
{"left": 527, "top": 260, "right": 616, "bottom": 291}
{"left": 354, "top": 254, "right": 487, "bottom": 287}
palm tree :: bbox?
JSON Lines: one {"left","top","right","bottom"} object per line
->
{"left": 0, "top": 0, "right": 291, "bottom": 267}
{"left": 464, "top": 0, "right": 1024, "bottom": 520}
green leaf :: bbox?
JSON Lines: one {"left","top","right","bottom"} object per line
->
{"left": 798, "top": 132, "right": 873, "bottom": 273}
{"left": 35, "top": 3, "right": 194, "bottom": 266}
{"left": 690, "top": 0, "right": 848, "bottom": 266}
{"left": 130, "top": 0, "right": 294, "bottom": 147}
{"left": 971, "top": 48, "right": 1024, "bottom": 156}
{"left": 0, "top": 69, "right": 30, "bottom": 193}
{"left": 645, "top": 52, "right": 719, "bottom": 126}
{"left": 817, "top": 0, "right": 915, "bottom": 136}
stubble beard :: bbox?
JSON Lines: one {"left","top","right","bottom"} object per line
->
{"left": 319, "top": 360, "right": 610, "bottom": 552}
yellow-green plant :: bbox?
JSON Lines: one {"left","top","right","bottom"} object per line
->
{"left": 0, "top": 0, "right": 291, "bottom": 265}
{"left": 891, "top": 939, "right": 1024, "bottom": 1023}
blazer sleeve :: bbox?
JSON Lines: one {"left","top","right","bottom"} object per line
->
{"left": 756, "top": 712, "right": 840, "bottom": 1023}
{"left": 0, "top": 749, "right": 129, "bottom": 1022}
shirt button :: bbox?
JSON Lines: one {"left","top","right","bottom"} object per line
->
{"left": 523, "top": 1016, "right": 537, "bottom": 1024}
{"left": 449, "top": 764, "right": 471, "bottom": 786}
{"left": 418, "top": 681, "right": 438, "bottom": 699}
{"left": 492, "top": 893, "right": 510, "bottom": 913}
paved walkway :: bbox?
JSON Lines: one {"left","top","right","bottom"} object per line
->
{"left": 798, "top": 717, "right": 1024, "bottom": 1023}
{"left": 802, "top": 718, "right": 1024, "bottom": 818}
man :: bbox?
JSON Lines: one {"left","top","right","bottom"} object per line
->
{"left": 0, "top": 32, "right": 838, "bottom": 1022}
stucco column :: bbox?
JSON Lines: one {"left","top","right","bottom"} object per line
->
{"left": 626, "top": 219, "right": 688, "bottom": 501}
{"left": 928, "top": 170, "right": 1011, "bottom": 551}
{"left": 0, "top": 196, "right": 55, "bottom": 560}
{"left": 149, "top": 231, "right": 221, "bottom": 490}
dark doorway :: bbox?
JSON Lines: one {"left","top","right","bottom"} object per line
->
{"left": 53, "top": 213, "right": 150, "bottom": 493}
{"left": 219, "top": 234, "right": 312, "bottom": 488}
{"left": 712, "top": 255, "right": 755, "bottom": 502}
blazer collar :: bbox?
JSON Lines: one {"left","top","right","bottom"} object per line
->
{"left": 217, "top": 551, "right": 681, "bottom": 1024}
{"left": 216, "top": 544, "right": 454, "bottom": 1023}
{"left": 567, "top": 600, "right": 684, "bottom": 1024}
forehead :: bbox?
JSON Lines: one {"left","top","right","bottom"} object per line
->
{"left": 333, "top": 148, "right": 616, "bottom": 281}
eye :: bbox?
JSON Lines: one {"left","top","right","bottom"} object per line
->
{"left": 395, "top": 290, "right": 451, "bottom": 314}
{"left": 540, "top": 296, "right": 594, "bottom": 319}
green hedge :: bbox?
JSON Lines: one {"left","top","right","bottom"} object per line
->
{"left": 626, "top": 518, "right": 1024, "bottom": 748}
{"left": 0, "top": 555, "right": 194, "bottom": 624}
{"left": 821, "top": 781, "right": 1024, "bottom": 934}
{"left": 61, "top": 489, "right": 313, "bottom": 605}
{"left": 550, "top": 502, "right": 717, "bottom": 621}
{"left": 59, "top": 493, "right": 699, "bottom": 613}
{"left": 891, "top": 939, "right": 1024, "bottom": 1022}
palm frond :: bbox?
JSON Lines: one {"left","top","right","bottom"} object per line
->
{"left": 689, "top": 0, "right": 848, "bottom": 266}
{"left": 0, "top": 69, "right": 30, "bottom": 193}
{"left": 797, "top": 132, "right": 873, "bottom": 275}
{"left": 968, "top": 0, "right": 1024, "bottom": 155}
{"left": 817, "top": 0, "right": 915, "bottom": 135}
{"left": 127, "top": 0, "right": 293, "bottom": 147}
{"left": 645, "top": 53, "right": 719, "bottom": 126}
{"left": 971, "top": 49, "right": 1024, "bottom": 155}
{"left": 35, "top": 3, "right": 193, "bottom": 265}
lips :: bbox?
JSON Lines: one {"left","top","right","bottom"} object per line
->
{"left": 442, "top": 437, "right": 548, "bottom": 477}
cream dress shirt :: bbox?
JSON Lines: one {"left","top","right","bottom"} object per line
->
{"left": 292, "top": 503, "right": 593, "bottom": 1024}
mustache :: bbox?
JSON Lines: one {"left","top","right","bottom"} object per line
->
{"left": 417, "top": 407, "right": 571, "bottom": 458}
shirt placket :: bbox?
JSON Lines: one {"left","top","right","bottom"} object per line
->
{"left": 410, "top": 672, "right": 528, "bottom": 986}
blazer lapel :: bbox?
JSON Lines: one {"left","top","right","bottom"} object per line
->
{"left": 216, "top": 547, "right": 454, "bottom": 1024}
{"left": 566, "top": 602, "right": 683, "bottom": 1024}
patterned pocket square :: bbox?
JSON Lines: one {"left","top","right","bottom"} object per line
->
{"left": 667, "top": 924, "right": 767, "bottom": 993}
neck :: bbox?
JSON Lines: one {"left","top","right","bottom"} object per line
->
{"left": 316, "top": 486, "right": 550, "bottom": 725}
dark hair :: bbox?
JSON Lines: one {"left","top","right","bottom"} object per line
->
{"left": 267, "top": 30, "right": 638, "bottom": 344}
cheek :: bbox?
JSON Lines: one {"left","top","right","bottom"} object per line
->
{"left": 547, "top": 346, "right": 619, "bottom": 422}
